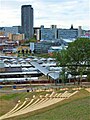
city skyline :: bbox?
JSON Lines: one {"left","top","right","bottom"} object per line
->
{"left": 0, "top": 0, "right": 90, "bottom": 30}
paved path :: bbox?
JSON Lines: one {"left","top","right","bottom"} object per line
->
{"left": 85, "top": 88, "right": 90, "bottom": 92}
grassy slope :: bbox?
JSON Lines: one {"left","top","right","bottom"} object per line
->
{"left": 0, "top": 91, "right": 50, "bottom": 116}
{"left": 0, "top": 89, "right": 90, "bottom": 120}
{"left": 18, "top": 96, "right": 90, "bottom": 120}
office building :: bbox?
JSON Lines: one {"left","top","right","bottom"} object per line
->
{"left": 34, "top": 40, "right": 62, "bottom": 54}
{"left": 40, "top": 25, "right": 57, "bottom": 40}
{"left": 39, "top": 25, "right": 78, "bottom": 40}
{"left": 57, "top": 29, "right": 78, "bottom": 39}
{"left": 21, "top": 5, "right": 33, "bottom": 39}
{"left": 0, "top": 26, "right": 20, "bottom": 36}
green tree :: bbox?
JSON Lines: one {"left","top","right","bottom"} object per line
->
{"left": 60, "top": 67, "right": 68, "bottom": 85}
{"left": 67, "top": 38, "right": 90, "bottom": 66}
{"left": 56, "top": 38, "right": 90, "bottom": 84}
{"left": 25, "top": 37, "right": 36, "bottom": 44}
{"left": 22, "top": 49, "right": 24, "bottom": 56}
{"left": 55, "top": 50, "right": 68, "bottom": 66}
{"left": 55, "top": 50, "right": 69, "bottom": 84}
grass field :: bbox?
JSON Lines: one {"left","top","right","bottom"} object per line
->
{"left": 0, "top": 89, "right": 90, "bottom": 120}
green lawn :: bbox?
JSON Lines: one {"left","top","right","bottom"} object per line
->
{"left": 17, "top": 96, "right": 90, "bottom": 120}
{"left": 0, "top": 89, "right": 90, "bottom": 120}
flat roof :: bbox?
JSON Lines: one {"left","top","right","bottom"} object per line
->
{"left": 0, "top": 71, "right": 40, "bottom": 76}
{"left": 0, "top": 77, "right": 38, "bottom": 81}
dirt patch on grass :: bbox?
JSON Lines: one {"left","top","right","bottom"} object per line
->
{"left": 0, "top": 99, "right": 16, "bottom": 116}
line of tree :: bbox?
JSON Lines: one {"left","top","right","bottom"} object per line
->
{"left": 17, "top": 49, "right": 36, "bottom": 57}
{"left": 17, "top": 49, "right": 32, "bottom": 56}
{"left": 54, "top": 38, "right": 90, "bottom": 85}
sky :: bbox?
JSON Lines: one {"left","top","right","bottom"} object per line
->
{"left": 0, "top": 0, "right": 90, "bottom": 30}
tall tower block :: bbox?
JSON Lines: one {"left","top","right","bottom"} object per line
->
{"left": 21, "top": 5, "right": 33, "bottom": 39}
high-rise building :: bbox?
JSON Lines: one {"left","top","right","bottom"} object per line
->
{"left": 21, "top": 5, "right": 33, "bottom": 39}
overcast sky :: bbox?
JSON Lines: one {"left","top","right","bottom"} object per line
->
{"left": 0, "top": 0, "right": 90, "bottom": 29}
